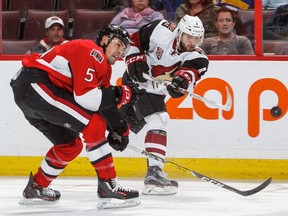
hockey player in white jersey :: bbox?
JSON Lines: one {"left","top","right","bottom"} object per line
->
{"left": 119, "top": 15, "right": 209, "bottom": 195}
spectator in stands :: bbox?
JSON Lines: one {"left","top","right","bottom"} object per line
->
{"left": 214, "top": 1, "right": 254, "bottom": 37}
{"left": 26, "top": 16, "right": 68, "bottom": 54}
{"left": 263, "top": 0, "right": 288, "bottom": 9}
{"left": 263, "top": 3, "right": 288, "bottom": 40}
{"left": 110, "top": 0, "right": 164, "bottom": 34}
{"left": 151, "top": 0, "right": 184, "bottom": 21}
{"left": 200, "top": 7, "right": 254, "bottom": 55}
{"left": 175, "top": 0, "right": 219, "bottom": 38}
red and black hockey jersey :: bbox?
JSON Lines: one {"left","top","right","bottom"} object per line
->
{"left": 22, "top": 39, "right": 112, "bottom": 112}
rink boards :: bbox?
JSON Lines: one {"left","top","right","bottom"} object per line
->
{"left": 0, "top": 60, "right": 287, "bottom": 179}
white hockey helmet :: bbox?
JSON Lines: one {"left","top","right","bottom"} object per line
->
{"left": 176, "top": 15, "right": 205, "bottom": 51}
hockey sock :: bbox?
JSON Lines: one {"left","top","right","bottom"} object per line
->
{"left": 34, "top": 138, "right": 83, "bottom": 187}
{"left": 145, "top": 130, "right": 167, "bottom": 169}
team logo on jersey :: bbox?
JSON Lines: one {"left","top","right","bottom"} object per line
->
{"left": 90, "top": 49, "right": 103, "bottom": 63}
{"left": 161, "top": 21, "right": 176, "bottom": 32}
{"left": 156, "top": 47, "right": 164, "bottom": 60}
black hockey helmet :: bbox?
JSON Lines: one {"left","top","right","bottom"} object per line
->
{"left": 95, "top": 24, "right": 131, "bottom": 49}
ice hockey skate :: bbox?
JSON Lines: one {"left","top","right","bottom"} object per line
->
{"left": 142, "top": 166, "right": 178, "bottom": 195}
{"left": 18, "top": 172, "right": 61, "bottom": 205}
{"left": 97, "top": 177, "right": 140, "bottom": 209}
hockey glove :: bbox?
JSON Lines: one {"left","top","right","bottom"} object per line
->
{"left": 112, "top": 84, "right": 146, "bottom": 105}
{"left": 125, "top": 53, "right": 149, "bottom": 82}
{"left": 167, "top": 70, "right": 193, "bottom": 98}
{"left": 107, "top": 122, "right": 130, "bottom": 152}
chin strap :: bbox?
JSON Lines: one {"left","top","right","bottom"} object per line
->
{"left": 100, "top": 34, "right": 114, "bottom": 54}
{"left": 176, "top": 31, "right": 183, "bottom": 54}
{"left": 101, "top": 43, "right": 107, "bottom": 54}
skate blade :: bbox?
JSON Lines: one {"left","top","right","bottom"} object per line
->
{"left": 142, "top": 184, "right": 178, "bottom": 195}
{"left": 18, "top": 198, "right": 59, "bottom": 205}
{"left": 97, "top": 198, "right": 141, "bottom": 209}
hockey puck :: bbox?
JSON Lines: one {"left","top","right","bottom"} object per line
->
{"left": 270, "top": 106, "right": 282, "bottom": 118}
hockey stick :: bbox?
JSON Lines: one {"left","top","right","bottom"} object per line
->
{"left": 142, "top": 73, "right": 232, "bottom": 111}
{"left": 128, "top": 145, "right": 272, "bottom": 196}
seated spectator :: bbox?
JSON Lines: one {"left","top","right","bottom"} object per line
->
{"left": 263, "top": 3, "right": 288, "bottom": 40}
{"left": 214, "top": 2, "right": 254, "bottom": 38}
{"left": 175, "top": 0, "right": 219, "bottom": 38}
{"left": 152, "top": 0, "right": 184, "bottom": 21}
{"left": 263, "top": 0, "right": 288, "bottom": 9}
{"left": 26, "top": 16, "right": 68, "bottom": 54}
{"left": 110, "top": 0, "right": 164, "bottom": 34}
{"left": 200, "top": 7, "right": 254, "bottom": 55}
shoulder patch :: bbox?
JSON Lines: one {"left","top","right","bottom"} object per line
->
{"left": 161, "top": 21, "right": 177, "bottom": 32}
{"left": 90, "top": 49, "right": 104, "bottom": 63}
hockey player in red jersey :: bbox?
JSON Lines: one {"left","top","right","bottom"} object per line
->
{"left": 10, "top": 24, "right": 145, "bottom": 208}
{"left": 120, "top": 15, "right": 209, "bottom": 195}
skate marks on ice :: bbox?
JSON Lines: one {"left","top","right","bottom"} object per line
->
{"left": 0, "top": 177, "right": 287, "bottom": 216}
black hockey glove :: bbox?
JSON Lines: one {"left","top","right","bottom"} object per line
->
{"left": 112, "top": 84, "right": 146, "bottom": 105}
{"left": 107, "top": 122, "right": 130, "bottom": 152}
{"left": 125, "top": 53, "right": 149, "bottom": 82}
{"left": 167, "top": 70, "right": 193, "bottom": 98}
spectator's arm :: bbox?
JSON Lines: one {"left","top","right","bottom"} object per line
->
{"left": 110, "top": 13, "right": 122, "bottom": 25}
{"left": 153, "top": 11, "right": 164, "bottom": 20}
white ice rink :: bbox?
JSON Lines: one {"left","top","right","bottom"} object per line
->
{"left": 0, "top": 177, "right": 287, "bottom": 216}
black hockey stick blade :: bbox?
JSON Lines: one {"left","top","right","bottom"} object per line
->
{"left": 128, "top": 145, "right": 272, "bottom": 196}
{"left": 190, "top": 170, "right": 272, "bottom": 196}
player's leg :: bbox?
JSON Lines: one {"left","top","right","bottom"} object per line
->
{"left": 142, "top": 111, "right": 178, "bottom": 195}
{"left": 81, "top": 110, "right": 140, "bottom": 209}
{"left": 12, "top": 80, "right": 91, "bottom": 204}
{"left": 20, "top": 127, "right": 84, "bottom": 205}
{"left": 126, "top": 92, "right": 178, "bottom": 195}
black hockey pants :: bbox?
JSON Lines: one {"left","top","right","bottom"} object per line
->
{"left": 10, "top": 67, "right": 93, "bottom": 145}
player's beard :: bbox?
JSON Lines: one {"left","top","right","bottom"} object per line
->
{"left": 177, "top": 41, "right": 186, "bottom": 53}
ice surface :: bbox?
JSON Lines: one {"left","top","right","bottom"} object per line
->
{"left": 0, "top": 177, "right": 287, "bottom": 216}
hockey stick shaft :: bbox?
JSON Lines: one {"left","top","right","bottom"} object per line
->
{"left": 128, "top": 145, "right": 272, "bottom": 196}
{"left": 142, "top": 73, "right": 232, "bottom": 111}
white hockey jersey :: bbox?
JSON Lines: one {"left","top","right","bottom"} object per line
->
{"left": 127, "top": 19, "right": 209, "bottom": 95}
